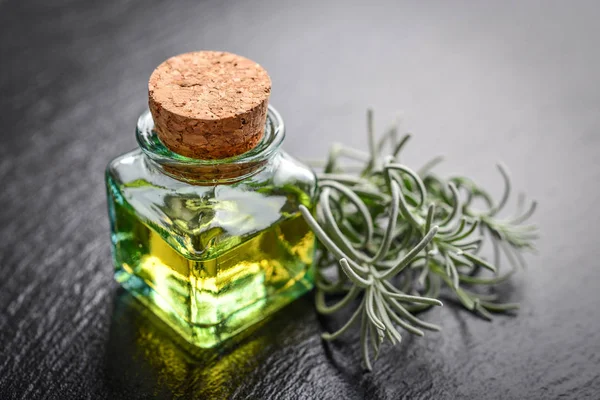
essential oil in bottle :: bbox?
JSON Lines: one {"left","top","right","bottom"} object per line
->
{"left": 105, "top": 51, "right": 317, "bottom": 348}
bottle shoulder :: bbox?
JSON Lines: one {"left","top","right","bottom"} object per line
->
{"left": 106, "top": 149, "right": 316, "bottom": 259}
{"left": 107, "top": 149, "right": 316, "bottom": 194}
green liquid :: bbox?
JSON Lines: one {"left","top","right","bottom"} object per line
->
{"left": 108, "top": 190, "right": 314, "bottom": 348}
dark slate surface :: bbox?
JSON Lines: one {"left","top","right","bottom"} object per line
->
{"left": 1, "top": 1, "right": 599, "bottom": 399}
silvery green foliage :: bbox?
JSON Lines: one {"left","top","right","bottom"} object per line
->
{"left": 302, "top": 110, "right": 538, "bottom": 370}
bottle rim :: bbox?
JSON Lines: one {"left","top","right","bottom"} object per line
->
{"left": 135, "top": 105, "right": 285, "bottom": 184}
{"left": 136, "top": 105, "right": 285, "bottom": 167}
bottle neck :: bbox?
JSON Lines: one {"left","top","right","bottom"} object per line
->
{"left": 136, "top": 105, "right": 285, "bottom": 185}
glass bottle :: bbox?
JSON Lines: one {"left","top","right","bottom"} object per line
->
{"left": 105, "top": 52, "right": 317, "bottom": 348}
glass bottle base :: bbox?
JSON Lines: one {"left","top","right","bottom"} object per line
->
{"left": 115, "top": 266, "right": 313, "bottom": 348}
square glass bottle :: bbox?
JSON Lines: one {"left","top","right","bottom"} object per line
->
{"left": 105, "top": 52, "right": 317, "bottom": 348}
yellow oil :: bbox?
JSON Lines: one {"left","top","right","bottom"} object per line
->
{"left": 110, "top": 198, "right": 315, "bottom": 348}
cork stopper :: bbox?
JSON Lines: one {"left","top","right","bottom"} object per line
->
{"left": 148, "top": 51, "right": 271, "bottom": 159}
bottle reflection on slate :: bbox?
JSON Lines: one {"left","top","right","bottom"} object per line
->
{"left": 105, "top": 51, "right": 317, "bottom": 347}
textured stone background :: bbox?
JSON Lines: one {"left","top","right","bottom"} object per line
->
{"left": 1, "top": 0, "right": 599, "bottom": 399}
